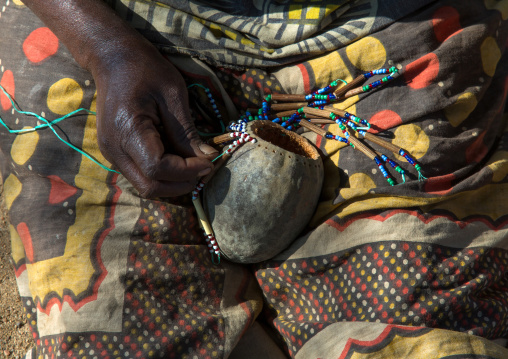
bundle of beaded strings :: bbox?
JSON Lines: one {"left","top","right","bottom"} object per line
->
{"left": 191, "top": 66, "right": 426, "bottom": 263}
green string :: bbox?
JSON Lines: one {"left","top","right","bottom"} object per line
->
{"left": 211, "top": 150, "right": 228, "bottom": 163}
{"left": 0, "top": 83, "right": 119, "bottom": 174}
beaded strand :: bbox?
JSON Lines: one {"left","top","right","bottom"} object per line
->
{"left": 191, "top": 66, "right": 423, "bottom": 264}
{"left": 380, "top": 154, "right": 406, "bottom": 183}
{"left": 399, "top": 149, "right": 426, "bottom": 181}
{"left": 361, "top": 67, "right": 399, "bottom": 93}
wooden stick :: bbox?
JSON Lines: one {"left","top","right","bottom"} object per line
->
{"left": 309, "top": 118, "right": 335, "bottom": 124}
{"left": 298, "top": 120, "right": 327, "bottom": 137}
{"left": 363, "top": 132, "right": 401, "bottom": 154}
{"left": 273, "top": 110, "right": 299, "bottom": 118}
{"left": 271, "top": 93, "right": 306, "bottom": 102}
{"left": 192, "top": 197, "right": 214, "bottom": 235}
{"left": 302, "top": 107, "right": 332, "bottom": 119}
{"left": 323, "top": 106, "right": 347, "bottom": 118}
{"left": 347, "top": 135, "right": 376, "bottom": 160}
{"left": 333, "top": 75, "right": 365, "bottom": 97}
{"left": 270, "top": 102, "right": 307, "bottom": 111}
{"left": 342, "top": 87, "right": 364, "bottom": 99}
{"left": 207, "top": 133, "right": 232, "bottom": 145}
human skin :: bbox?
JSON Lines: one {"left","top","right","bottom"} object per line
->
{"left": 22, "top": 0, "right": 218, "bottom": 198}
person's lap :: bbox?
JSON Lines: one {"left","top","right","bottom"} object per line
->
{"left": 2, "top": 0, "right": 508, "bottom": 358}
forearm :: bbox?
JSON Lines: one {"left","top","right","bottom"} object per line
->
{"left": 22, "top": 0, "right": 155, "bottom": 76}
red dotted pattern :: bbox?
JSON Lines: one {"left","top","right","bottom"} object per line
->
{"left": 133, "top": 199, "right": 202, "bottom": 245}
{"left": 256, "top": 243, "right": 508, "bottom": 355}
{"left": 216, "top": 68, "right": 283, "bottom": 110}
{"left": 121, "top": 239, "right": 226, "bottom": 358}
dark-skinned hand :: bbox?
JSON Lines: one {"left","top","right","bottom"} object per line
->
{"left": 23, "top": 0, "right": 218, "bottom": 198}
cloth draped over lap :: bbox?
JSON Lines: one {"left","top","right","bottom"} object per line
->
{"left": 1, "top": 0, "right": 508, "bottom": 358}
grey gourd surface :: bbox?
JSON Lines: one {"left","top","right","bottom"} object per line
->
{"left": 203, "top": 121, "right": 324, "bottom": 263}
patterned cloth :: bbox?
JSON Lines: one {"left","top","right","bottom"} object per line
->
{"left": 1, "top": 0, "right": 508, "bottom": 358}
{"left": 104, "top": 0, "right": 434, "bottom": 68}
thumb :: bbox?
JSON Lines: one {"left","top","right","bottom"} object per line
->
{"left": 159, "top": 83, "right": 219, "bottom": 159}
{"left": 161, "top": 109, "right": 219, "bottom": 160}
{"left": 197, "top": 141, "right": 220, "bottom": 159}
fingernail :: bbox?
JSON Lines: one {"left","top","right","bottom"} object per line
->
{"left": 198, "top": 143, "right": 218, "bottom": 155}
{"left": 198, "top": 167, "right": 212, "bottom": 176}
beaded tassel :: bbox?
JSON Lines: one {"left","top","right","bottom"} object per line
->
{"left": 312, "top": 78, "right": 346, "bottom": 95}
{"left": 204, "top": 87, "right": 222, "bottom": 122}
{"left": 380, "top": 154, "right": 406, "bottom": 183}
{"left": 192, "top": 195, "right": 221, "bottom": 264}
{"left": 224, "top": 133, "right": 256, "bottom": 154}
{"left": 212, "top": 130, "right": 257, "bottom": 163}
{"left": 361, "top": 67, "right": 399, "bottom": 93}
{"left": 399, "top": 149, "right": 426, "bottom": 181}
{"left": 344, "top": 112, "right": 370, "bottom": 129}
{"left": 329, "top": 112, "right": 368, "bottom": 135}
{"left": 188, "top": 67, "right": 429, "bottom": 264}
{"left": 325, "top": 133, "right": 349, "bottom": 145}
{"left": 374, "top": 157, "right": 396, "bottom": 186}
{"left": 205, "top": 233, "right": 221, "bottom": 264}
{"left": 196, "top": 65, "right": 423, "bottom": 193}
{"left": 191, "top": 181, "right": 205, "bottom": 200}
{"left": 188, "top": 83, "right": 226, "bottom": 134}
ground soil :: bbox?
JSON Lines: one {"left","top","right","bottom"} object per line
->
{"left": 0, "top": 185, "right": 33, "bottom": 358}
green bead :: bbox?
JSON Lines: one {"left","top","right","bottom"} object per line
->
{"left": 265, "top": 94, "right": 272, "bottom": 101}
{"left": 415, "top": 164, "right": 421, "bottom": 171}
{"left": 388, "top": 178, "right": 395, "bottom": 186}
{"left": 330, "top": 81, "right": 337, "bottom": 86}
{"left": 362, "top": 85, "right": 369, "bottom": 92}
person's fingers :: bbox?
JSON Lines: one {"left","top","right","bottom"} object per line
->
{"left": 118, "top": 115, "right": 213, "bottom": 182}
{"left": 113, "top": 154, "right": 199, "bottom": 198}
{"left": 157, "top": 86, "right": 219, "bottom": 161}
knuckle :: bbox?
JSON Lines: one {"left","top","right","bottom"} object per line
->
{"left": 138, "top": 182, "right": 157, "bottom": 199}
{"left": 141, "top": 159, "right": 160, "bottom": 179}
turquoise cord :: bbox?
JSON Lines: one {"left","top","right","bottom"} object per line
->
{"left": 0, "top": 84, "right": 119, "bottom": 174}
